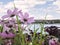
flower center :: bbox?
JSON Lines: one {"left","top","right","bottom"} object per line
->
{"left": 10, "top": 14, "right": 15, "bottom": 17}
{"left": 24, "top": 19, "right": 27, "bottom": 22}
{"left": 5, "top": 21, "right": 9, "bottom": 24}
{"left": 5, "top": 31, "right": 9, "bottom": 34}
{"left": 8, "top": 25, "right": 13, "bottom": 28}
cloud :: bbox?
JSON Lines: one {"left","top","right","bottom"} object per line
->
{"left": 0, "top": 2, "right": 3, "bottom": 5}
{"left": 53, "top": 0, "right": 60, "bottom": 9}
{"left": 46, "top": 15, "right": 54, "bottom": 20}
{"left": 0, "top": 0, "right": 46, "bottom": 12}
{"left": 4, "top": 2, "right": 14, "bottom": 9}
{"left": 53, "top": 0, "right": 60, "bottom": 13}
{"left": 14, "top": 0, "right": 46, "bottom": 12}
{"left": 0, "top": 0, "right": 60, "bottom": 19}
{"left": 54, "top": 0, "right": 60, "bottom": 6}
{"left": 29, "top": 0, "right": 60, "bottom": 20}
{"left": 35, "top": 14, "right": 54, "bottom": 20}
{"left": 0, "top": 0, "right": 46, "bottom": 19}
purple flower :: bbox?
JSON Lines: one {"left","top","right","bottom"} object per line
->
{"left": 14, "top": 24, "right": 18, "bottom": 31}
{"left": 0, "top": 19, "right": 17, "bottom": 32}
{"left": 7, "top": 32, "right": 15, "bottom": 38}
{"left": 2, "top": 8, "right": 21, "bottom": 19}
{"left": 0, "top": 32, "right": 7, "bottom": 39}
{"left": 19, "top": 12, "right": 34, "bottom": 24}
{"left": 3, "top": 24, "right": 10, "bottom": 32}
{"left": 2, "top": 20, "right": 14, "bottom": 32}
{"left": 0, "top": 31, "right": 15, "bottom": 39}
{"left": 45, "top": 26, "right": 58, "bottom": 36}
{"left": 0, "top": 19, "right": 6, "bottom": 26}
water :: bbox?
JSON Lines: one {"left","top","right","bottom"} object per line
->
{"left": 23, "top": 23, "right": 60, "bottom": 34}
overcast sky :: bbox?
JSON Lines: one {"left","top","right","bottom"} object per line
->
{"left": 0, "top": 0, "right": 60, "bottom": 20}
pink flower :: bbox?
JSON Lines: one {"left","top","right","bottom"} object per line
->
{"left": 49, "top": 38, "right": 57, "bottom": 45}
{"left": 2, "top": 8, "right": 21, "bottom": 19}
{"left": 19, "top": 12, "right": 34, "bottom": 24}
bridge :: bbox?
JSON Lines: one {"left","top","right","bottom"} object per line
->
{"left": 34, "top": 19, "right": 60, "bottom": 24}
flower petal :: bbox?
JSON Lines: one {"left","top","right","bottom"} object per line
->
{"left": 19, "top": 10, "right": 24, "bottom": 18}
{"left": 27, "top": 17, "right": 34, "bottom": 23}
{"left": 2, "top": 15, "right": 9, "bottom": 19}
{"left": 7, "top": 9, "right": 12, "bottom": 14}
{"left": 23, "top": 12, "right": 29, "bottom": 18}
{"left": 20, "top": 18, "right": 25, "bottom": 22}
{"left": 7, "top": 33, "right": 15, "bottom": 38}
{"left": 17, "top": 10, "right": 22, "bottom": 16}
{"left": 1, "top": 32, "right": 7, "bottom": 38}
{"left": 13, "top": 8, "right": 18, "bottom": 14}
{"left": 3, "top": 24, "right": 10, "bottom": 32}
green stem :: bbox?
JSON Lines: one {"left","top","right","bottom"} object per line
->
{"left": 16, "top": 16, "right": 26, "bottom": 45}
{"left": 16, "top": 16, "right": 22, "bottom": 45}
{"left": 40, "top": 23, "right": 44, "bottom": 45}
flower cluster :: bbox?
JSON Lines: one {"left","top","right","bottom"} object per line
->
{"left": 0, "top": 8, "right": 34, "bottom": 45}
{"left": 45, "top": 26, "right": 60, "bottom": 45}
{"left": 45, "top": 26, "right": 58, "bottom": 36}
{"left": 0, "top": 8, "right": 59, "bottom": 45}
{"left": 44, "top": 36, "right": 59, "bottom": 45}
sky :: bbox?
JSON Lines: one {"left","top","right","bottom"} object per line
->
{"left": 0, "top": 0, "right": 60, "bottom": 20}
